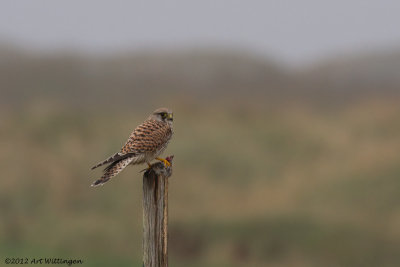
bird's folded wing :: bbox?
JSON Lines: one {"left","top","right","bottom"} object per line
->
{"left": 120, "top": 120, "right": 172, "bottom": 154}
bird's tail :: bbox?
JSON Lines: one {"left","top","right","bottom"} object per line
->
{"left": 91, "top": 152, "right": 129, "bottom": 170}
{"left": 91, "top": 156, "right": 134, "bottom": 187}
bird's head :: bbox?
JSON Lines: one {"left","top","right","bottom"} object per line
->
{"left": 149, "top": 108, "right": 173, "bottom": 124}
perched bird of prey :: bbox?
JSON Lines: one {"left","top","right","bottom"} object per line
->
{"left": 91, "top": 108, "right": 173, "bottom": 187}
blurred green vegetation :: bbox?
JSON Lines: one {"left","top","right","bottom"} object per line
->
{"left": 2, "top": 46, "right": 400, "bottom": 266}
{"left": 1, "top": 96, "right": 400, "bottom": 266}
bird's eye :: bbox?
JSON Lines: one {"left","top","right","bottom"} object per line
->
{"left": 161, "top": 113, "right": 167, "bottom": 119}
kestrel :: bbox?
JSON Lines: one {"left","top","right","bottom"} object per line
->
{"left": 91, "top": 108, "right": 173, "bottom": 187}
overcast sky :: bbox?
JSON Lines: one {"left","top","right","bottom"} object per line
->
{"left": 0, "top": 0, "right": 399, "bottom": 65}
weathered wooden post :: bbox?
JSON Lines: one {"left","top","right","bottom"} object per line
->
{"left": 142, "top": 156, "right": 173, "bottom": 267}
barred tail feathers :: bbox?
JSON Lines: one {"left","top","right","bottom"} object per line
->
{"left": 91, "top": 152, "right": 128, "bottom": 170}
{"left": 91, "top": 156, "right": 134, "bottom": 187}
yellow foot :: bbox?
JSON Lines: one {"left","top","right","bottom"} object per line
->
{"left": 156, "top": 157, "right": 171, "bottom": 167}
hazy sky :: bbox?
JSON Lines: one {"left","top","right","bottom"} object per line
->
{"left": 1, "top": 0, "right": 399, "bottom": 65}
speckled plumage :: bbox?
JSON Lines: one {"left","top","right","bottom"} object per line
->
{"left": 91, "top": 108, "right": 173, "bottom": 187}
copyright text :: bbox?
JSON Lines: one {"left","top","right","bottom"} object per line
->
{"left": 4, "top": 258, "right": 83, "bottom": 266}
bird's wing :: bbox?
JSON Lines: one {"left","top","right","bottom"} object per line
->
{"left": 120, "top": 119, "right": 172, "bottom": 154}
{"left": 90, "top": 152, "right": 133, "bottom": 170}
{"left": 91, "top": 156, "right": 134, "bottom": 187}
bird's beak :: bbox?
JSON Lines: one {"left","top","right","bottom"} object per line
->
{"left": 168, "top": 113, "right": 173, "bottom": 121}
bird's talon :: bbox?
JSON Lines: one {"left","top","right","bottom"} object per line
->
{"left": 163, "top": 160, "right": 171, "bottom": 167}
{"left": 156, "top": 157, "right": 171, "bottom": 167}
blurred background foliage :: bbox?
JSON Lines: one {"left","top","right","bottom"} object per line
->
{"left": 1, "top": 1, "right": 400, "bottom": 266}
{"left": 1, "top": 44, "right": 400, "bottom": 267}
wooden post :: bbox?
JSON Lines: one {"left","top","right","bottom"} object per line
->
{"left": 142, "top": 156, "right": 173, "bottom": 267}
